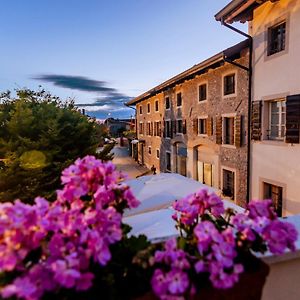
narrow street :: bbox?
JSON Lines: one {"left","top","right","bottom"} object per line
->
{"left": 112, "top": 146, "right": 149, "bottom": 179}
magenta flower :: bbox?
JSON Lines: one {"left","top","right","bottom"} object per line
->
{"left": 248, "top": 199, "right": 277, "bottom": 220}
{"left": 194, "top": 221, "right": 218, "bottom": 253}
{"left": 263, "top": 220, "right": 298, "bottom": 254}
{"left": 151, "top": 269, "right": 168, "bottom": 296}
{"left": 166, "top": 269, "right": 189, "bottom": 295}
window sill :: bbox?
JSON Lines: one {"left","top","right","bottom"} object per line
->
{"left": 198, "top": 134, "right": 208, "bottom": 137}
{"left": 223, "top": 93, "right": 237, "bottom": 99}
{"left": 221, "top": 144, "right": 236, "bottom": 149}
{"left": 198, "top": 100, "right": 208, "bottom": 104}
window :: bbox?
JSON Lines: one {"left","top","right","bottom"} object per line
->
{"left": 165, "top": 97, "right": 170, "bottom": 110}
{"left": 223, "top": 117, "right": 234, "bottom": 145}
{"left": 139, "top": 122, "right": 144, "bottom": 135}
{"left": 223, "top": 169, "right": 235, "bottom": 200}
{"left": 224, "top": 74, "right": 235, "bottom": 96}
{"left": 139, "top": 106, "right": 143, "bottom": 115}
{"left": 166, "top": 152, "right": 171, "bottom": 171}
{"left": 156, "top": 149, "right": 160, "bottom": 159}
{"left": 147, "top": 122, "right": 152, "bottom": 136}
{"left": 148, "top": 146, "right": 151, "bottom": 155}
{"left": 198, "top": 118, "right": 207, "bottom": 135}
{"left": 155, "top": 100, "right": 159, "bottom": 112}
{"left": 268, "top": 22, "right": 286, "bottom": 56}
{"left": 263, "top": 182, "right": 283, "bottom": 217}
{"left": 147, "top": 103, "right": 151, "bottom": 113}
{"left": 199, "top": 84, "right": 207, "bottom": 101}
{"left": 154, "top": 121, "right": 161, "bottom": 136}
{"left": 197, "top": 161, "right": 213, "bottom": 187}
{"left": 176, "top": 92, "right": 182, "bottom": 107}
{"left": 268, "top": 100, "right": 286, "bottom": 140}
{"left": 177, "top": 119, "right": 183, "bottom": 134}
{"left": 165, "top": 120, "right": 171, "bottom": 138}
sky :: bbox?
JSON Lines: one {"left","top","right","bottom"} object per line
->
{"left": 0, "top": 0, "right": 246, "bottom": 120}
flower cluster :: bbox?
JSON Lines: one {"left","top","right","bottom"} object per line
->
{"left": 0, "top": 156, "right": 140, "bottom": 300}
{"left": 172, "top": 189, "right": 224, "bottom": 226}
{"left": 151, "top": 190, "right": 298, "bottom": 299}
{"left": 151, "top": 239, "right": 194, "bottom": 300}
{"left": 231, "top": 199, "right": 298, "bottom": 254}
{"left": 194, "top": 222, "right": 243, "bottom": 289}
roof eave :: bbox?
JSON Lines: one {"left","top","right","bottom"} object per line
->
{"left": 126, "top": 40, "right": 249, "bottom": 106}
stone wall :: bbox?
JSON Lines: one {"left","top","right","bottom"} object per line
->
{"left": 136, "top": 52, "right": 249, "bottom": 207}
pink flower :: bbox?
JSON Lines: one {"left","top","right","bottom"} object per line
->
{"left": 248, "top": 199, "right": 277, "bottom": 220}
{"left": 166, "top": 269, "right": 189, "bottom": 295}
{"left": 263, "top": 220, "right": 298, "bottom": 254}
{"left": 151, "top": 269, "right": 168, "bottom": 296}
{"left": 194, "top": 221, "right": 218, "bottom": 253}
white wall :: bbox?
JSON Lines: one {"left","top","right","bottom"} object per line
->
{"left": 250, "top": 0, "right": 300, "bottom": 215}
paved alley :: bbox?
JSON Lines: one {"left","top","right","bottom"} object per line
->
{"left": 112, "top": 146, "right": 149, "bottom": 179}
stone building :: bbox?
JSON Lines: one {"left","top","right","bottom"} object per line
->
{"left": 127, "top": 40, "right": 249, "bottom": 207}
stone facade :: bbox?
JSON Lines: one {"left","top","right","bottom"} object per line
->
{"left": 133, "top": 48, "right": 249, "bottom": 207}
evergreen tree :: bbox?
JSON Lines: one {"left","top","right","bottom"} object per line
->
{"left": 0, "top": 89, "right": 110, "bottom": 203}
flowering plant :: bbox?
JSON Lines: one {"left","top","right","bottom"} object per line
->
{"left": 149, "top": 190, "right": 298, "bottom": 299}
{"left": 0, "top": 156, "right": 148, "bottom": 300}
{"left": 0, "top": 156, "right": 298, "bottom": 300}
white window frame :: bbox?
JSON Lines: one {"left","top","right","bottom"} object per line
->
{"left": 155, "top": 100, "right": 159, "bottom": 112}
{"left": 198, "top": 81, "right": 208, "bottom": 103}
{"left": 222, "top": 71, "right": 237, "bottom": 99}
{"left": 165, "top": 96, "right": 171, "bottom": 111}
{"left": 176, "top": 118, "right": 183, "bottom": 135}
{"left": 198, "top": 116, "right": 208, "bottom": 136}
{"left": 268, "top": 99, "right": 286, "bottom": 141}
{"left": 221, "top": 113, "right": 236, "bottom": 148}
{"left": 139, "top": 121, "right": 144, "bottom": 136}
{"left": 165, "top": 119, "right": 171, "bottom": 140}
{"left": 176, "top": 92, "right": 182, "bottom": 108}
{"left": 147, "top": 121, "right": 151, "bottom": 136}
{"left": 156, "top": 149, "right": 160, "bottom": 159}
{"left": 221, "top": 166, "right": 237, "bottom": 202}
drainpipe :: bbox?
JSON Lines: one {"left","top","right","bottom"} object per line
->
{"left": 221, "top": 19, "right": 253, "bottom": 204}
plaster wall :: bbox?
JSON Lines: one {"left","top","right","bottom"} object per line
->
{"left": 250, "top": 0, "right": 300, "bottom": 215}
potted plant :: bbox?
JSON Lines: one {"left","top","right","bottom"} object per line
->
{"left": 0, "top": 156, "right": 297, "bottom": 300}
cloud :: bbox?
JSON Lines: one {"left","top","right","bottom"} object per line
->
{"left": 78, "top": 105, "right": 129, "bottom": 112}
{"left": 33, "top": 74, "right": 133, "bottom": 118}
{"left": 34, "top": 74, "right": 116, "bottom": 93}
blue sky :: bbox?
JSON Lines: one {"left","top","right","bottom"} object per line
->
{"left": 0, "top": 0, "right": 246, "bottom": 119}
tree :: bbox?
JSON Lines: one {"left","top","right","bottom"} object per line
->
{"left": 0, "top": 88, "right": 110, "bottom": 203}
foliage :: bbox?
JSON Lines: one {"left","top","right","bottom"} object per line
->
{"left": 0, "top": 156, "right": 298, "bottom": 300}
{"left": 97, "top": 143, "right": 115, "bottom": 162}
{"left": 0, "top": 89, "right": 109, "bottom": 203}
{"left": 123, "top": 130, "right": 136, "bottom": 139}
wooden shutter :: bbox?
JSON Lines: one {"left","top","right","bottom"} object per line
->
{"left": 193, "top": 118, "right": 198, "bottom": 135}
{"left": 234, "top": 115, "right": 242, "bottom": 147}
{"left": 286, "top": 94, "right": 300, "bottom": 144}
{"left": 251, "top": 101, "right": 262, "bottom": 141}
{"left": 171, "top": 120, "right": 176, "bottom": 138}
{"left": 207, "top": 117, "right": 213, "bottom": 136}
{"left": 162, "top": 120, "right": 165, "bottom": 137}
{"left": 183, "top": 119, "right": 187, "bottom": 134}
{"left": 216, "top": 117, "right": 222, "bottom": 144}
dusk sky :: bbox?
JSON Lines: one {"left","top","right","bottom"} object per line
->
{"left": 0, "top": 0, "right": 246, "bottom": 119}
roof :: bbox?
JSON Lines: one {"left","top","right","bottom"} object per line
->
{"left": 215, "top": 0, "right": 278, "bottom": 24}
{"left": 126, "top": 39, "right": 249, "bottom": 106}
{"left": 123, "top": 173, "right": 243, "bottom": 242}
